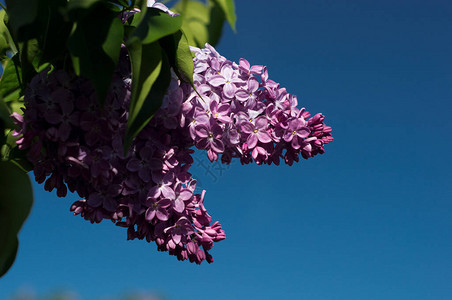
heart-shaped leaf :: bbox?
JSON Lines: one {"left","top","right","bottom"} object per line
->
{"left": 67, "top": 2, "right": 124, "bottom": 105}
{"left": 159, "top": 30, "right": 193, "bottom": 85}
{"left": 124, "top": 41, "right": 171, "bottom": 151}
{"left": 211, "top": 0, "right": 236, "bottom": 31}
{"left": 0, "top": 161, "right": 33, "bottom": 277}
{"left": 127, "top": 8, "right": 182, "bottom": 45}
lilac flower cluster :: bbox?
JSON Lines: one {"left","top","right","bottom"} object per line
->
{"left": 184, "top": 45, "right": 333, "bottom": 166}
{"left": 12, "top": 43, "right": 332, "bottom": 264}
{"left": 12, "top": 52, "right": 224, "bottom": 264}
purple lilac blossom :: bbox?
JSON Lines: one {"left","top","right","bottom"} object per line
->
{"left": 13, "top": 41, "right": 332, "bottom": 264}
{"left": 186, "top": 44, "right": 333, "bottom": 165}
{"left": 13, "top": 50, "right": 224, "bottom": 264}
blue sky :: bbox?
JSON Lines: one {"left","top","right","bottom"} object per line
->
{"left": 1, "top": 0, "right": 452, "bottom": 299}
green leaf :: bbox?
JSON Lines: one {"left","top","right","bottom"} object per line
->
{"left": 128, "top": 8, "right": 182, "bottom": 45}
{"left": 0, "top": 35, "right": 8, "bottom": 59}
{"left": 211, "top": 0, "right": 236, "bottom": 31}
{"left": 173, "top": 1, "right": 209, "bottom": 47}
{"left": 207, "top": 0, "right": 226, "bottom": 46}
{"left": 159, "top": 30, "right": 193, "bottom": 85}
{"left": 0, "top": 10, "right": 9, "bottom": 59}
{"left": 4, "top": 0, "right": 40, "bottom": 41}
{"left": 39, "top": 0, "right": 73, "bottom": 65}
{"left": 0, "top": 10, "right": 17, "bottom": 57}
{"left": 18, "top": 39, "right": 39, "bottom": 86}
{"left": 0, "top": 55, "right": 22, "bottom": 102}
{"left": 109, "top": 0, "right": 130, "bottom": 8}
{"left": 0, "top": 96, "right": 14, "bottom": 129}
{"left": 67, "top": 3, "right": 124, "bottom": 105}
{"left": 67, "top": 0, "right": 101, "bottom": 11}
{"left": 173, "top": 0, "right": 234, "bottom": 47}
{"left": 0, "top": 161, "right": 33, "bottom": 277}
{"left": 0, "top": 237, "right": 18, "bottom": 278}
{"left": 124, "top": 41, "right": 171, "bottom": 151}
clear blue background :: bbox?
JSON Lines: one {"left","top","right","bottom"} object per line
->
{"left": 1, "top": 0, "right": 452, "bottom": 299}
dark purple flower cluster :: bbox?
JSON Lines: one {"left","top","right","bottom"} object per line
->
{"left": 184, "top": 45, "right": 333, "bottom": 165}
{"left": 12, "top": 53, "right": 224, "bottom": 264}
{"left": 12, "top": 43, "right": 332, "bottom": 264}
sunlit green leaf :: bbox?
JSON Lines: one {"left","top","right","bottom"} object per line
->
{"left": 0, "top": 161, "right": 33, "bottom": 277}
{"left": 128, "top": 8, "right": 182, "bottom": 45}
{"left": 173, "top": 0, "right": 209, "bottom": 47}
{"left": 0, "top": 10, "right": 9, "bottom": 59}
{"left": 67, "top": 3, "right": 124, "bottom": 105}
{"left": 173, "top": 0, "right": 234, "bottom": 47}
{"left": 159, "top": 30, "right": 193, "bottom": 85}
{"left": 0, "top": 10, "right": 17, "bottom": 56}
{"left": 0, "top": 55, "right": 22, "bottom": 102}
{"left": 212, "top": 0, "right": 236, "bottom": 31}
{"left": 0, "top": 10, "right": 9, "bottom": 53}
{"left": 124, "top": 41, "right": 171, "bottom": 151}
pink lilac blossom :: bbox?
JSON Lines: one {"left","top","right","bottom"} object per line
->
{"left": 186, "top": 44, "right": 333, "bottom": 166}
{"left": 12, "top": 43, "right": 332, "bottom": 264}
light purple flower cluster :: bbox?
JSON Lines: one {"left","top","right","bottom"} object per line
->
{"left": 12, "top": 43, "right": 332, "bottom": 264}
{"left": 183, "top": 45, "right": 333, "bottom": 166}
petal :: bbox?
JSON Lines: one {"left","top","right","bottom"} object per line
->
{"left": 87, "top": 193, "right": 103, "bottom": 207}
{"left": 162, "top": 172, "right": 175, "bottom": 185}
{"left": 158, "top": 198, "right": 172, "bottom": 208}
{"left": 302, "top": 142, "right": 312, "bottom": 152}
{"left": 283, "top": 131, "right": 294, "bottom": 142}
{"left": 210, "top": 139, "right": 225, "bottom": 153}
{"left": 161, "top": 186, "right": 175, "bottom": 199}
{"left": 239, "top": 58, "right": 250, "bottom": 72}
{"left": 58, "top": 123, "right": 71, "bottom": 141}
{"left": 45, "top": 110, "right": 62, "bottom": 124}
{"left": 147, "top": 186, "right": 161, "bottom": 199}
{"left": 250, "top": 65, "right": 264, "bottom": 74}
{"left": 297, "top": 127, "right": 311, "bottom": 138}
{"left": 126, "top": 158, "right": 141, "bottom": 172}
{"left": 196, "top": 138, "right": 209, "bottom": 150}
{"left": 217, "top": 115, "right": 232, "bottom": 123}
{"left": 222, "top": 66, "right": 233, "bottom": 80}
{"left": 172, "top": 233, "right": 182, "bottom": 244}
{"left": 291, "top": 136, "right": 301, "bottom": 149}
{"left": 179, "top": 190, "right": 193, "bottom": 201}
{"left": 217, "top": 103, "right": 230, "bottom": 114}
{"left": 174, "top": 199, "right": 185, "bottom": 213}
{"left": 156, "top": 209, "right": 169, "bottom": 221}
{"left": 208, "top": 76, "right": 226, "bottom": 87}
{"left": 149, "top": 158, "right": 163, "bottom": 170}
{"left": 247, "top": 134, "right": 258, "bottom": 149}
{"left": 145, "top": 208, "right": 156, "bottom": 222}
{"left": 235, "top": 90, "right": 249, "bottom": 101}
{"left": 138, "top": 168, "right": 151, "bottom": 182}
{"left": 207, "top": 149, "right": 218, "bottom": 162}
{"left": 248, "top": 77, "right": 259, "bottom": 92}
{"left": 223, "top": 83, "right": 236, "bottom": 98}
{"left": 60, "top": 97, "right": 74, "bottom": 114}
{"left": 187, "top": 242, "right": 197, "bottom": 254}
{"left": 195, "top": 125, "right": 209, "bottom": 138}
{"left": 255, "top": 116, "right": 268, "bottom": 129}
{"left": 103, "top": 198, "right": 117, "bottom": 212}
{"left": 241, "top": 122, "right": 254, "bottom": 134}
{"left": 256, "top": 131, "right": 272, "bottom": 143}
